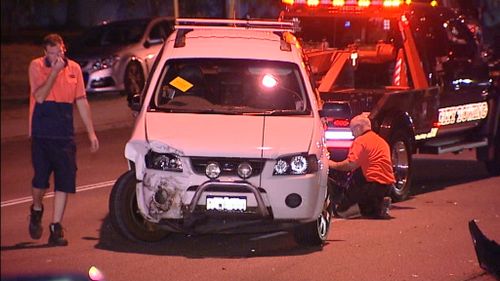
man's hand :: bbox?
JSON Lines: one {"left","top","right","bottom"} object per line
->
{"left": 51, "top": 56, "right": 66, "bottom": 73}
{"left": 329, "top": 159, "right": 358, "bottom": 172}
{"left": 88, "top": 132, "right": 99, "bottom": 153}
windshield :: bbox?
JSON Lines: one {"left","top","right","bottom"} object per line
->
{"left": 80, "top": 19, "right": 148, "bottom": 47}
{"left": 149, "top": 59, "right": 311, "bottom": 116}
{"left": 295, "top": 16, "right": 400, "bottom": 49}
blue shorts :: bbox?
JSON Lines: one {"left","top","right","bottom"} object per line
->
{"left": 31, "top": 138, "right": 77, "bottom": 193}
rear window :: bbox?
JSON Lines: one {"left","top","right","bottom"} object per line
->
{"left": 292, "top": 16, "right": 401, "bottom": 49}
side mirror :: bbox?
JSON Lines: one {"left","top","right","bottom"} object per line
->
{"left": 128, "top": 94, "right": 141, "bottom": 112}
{"left": 144, "top": 38, "right": 164, "bottom": 48}
{"left": 319, "top": 101, "right": 352, "bottom": 119}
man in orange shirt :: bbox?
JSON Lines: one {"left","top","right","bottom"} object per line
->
{"left": 28, "top": 34, "right": 99, "bottom": 246}
{"left": 329, "top": 114, "right": 395, "bottom": 219}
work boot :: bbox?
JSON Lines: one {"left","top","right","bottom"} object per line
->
{"left": 379, "top": 197, "right": 392, "bottom": 219}
{"left": 29, "top": 204, "right": 44, "bottom": 239}
{"left": 48, "top": 223, "right": 68, "bottom": 246}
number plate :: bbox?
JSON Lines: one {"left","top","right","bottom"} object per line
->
{"left": 206, "top": 196, "right": 247, "bottom": 211}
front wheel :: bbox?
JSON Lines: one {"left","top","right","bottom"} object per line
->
{"left": 389, "top": 132, "right": 413, "bottom": 202}
{"left": 109, "top": 171, "right": 169, "bottom": 242}
{"left": 293, "top": 188, "right": 333, "bottom": 246}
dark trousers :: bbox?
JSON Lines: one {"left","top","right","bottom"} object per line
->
{"left": 336, "top": 170, "right": 392, "bottom": 216}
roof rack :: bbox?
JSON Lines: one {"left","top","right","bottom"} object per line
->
{"left": 175, "top": 18, "right": 296, "bottom": 32}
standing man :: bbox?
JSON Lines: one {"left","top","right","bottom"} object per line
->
{"left": 28, "top": 33, "right": 99, "bottom": 246}
{"left": 329, "top": 114, "right": 395, "bottom": 219}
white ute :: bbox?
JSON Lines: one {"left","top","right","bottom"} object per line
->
{"left": 109, "top": 18, "right": 332, "bottom": 246}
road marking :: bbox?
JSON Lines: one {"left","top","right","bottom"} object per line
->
{"left": 1, "top": 180, "right": 115, "bottom": 208}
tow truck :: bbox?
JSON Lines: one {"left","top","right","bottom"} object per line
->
{"left": 280, "top": 0, "right": 500, "bottom": 201}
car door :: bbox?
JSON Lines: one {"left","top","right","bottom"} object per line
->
{"left": 435, "top": 18, "right": 490, "bottom": 132}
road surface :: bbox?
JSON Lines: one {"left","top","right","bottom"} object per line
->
{"left": 1, "top": 96, "right": 499, "bottom": 281}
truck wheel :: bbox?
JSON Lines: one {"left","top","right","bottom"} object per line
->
{"left": 485, "top": 140, "right": 500, "bottom": 176}
{"left": 293, "top": 188, "right": 333, "bottom": 246}
{"left": 389, "top": 132, "right": 413, "bottom": 202}
{"left": 109, "top": 170, "right": 169, "bottom": 242}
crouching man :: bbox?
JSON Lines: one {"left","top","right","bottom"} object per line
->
{"left": 329, "top": 114, "right": 394, "bottom": 219}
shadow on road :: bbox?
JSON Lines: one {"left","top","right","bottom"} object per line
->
{"left": 93, "top": 216, "right": 341, "bottom": 258}
{"left": 409, "top": 157, "right": 491, "bottom": 198}
{"left": 90, "top": 155, "right": 492, "bottom": 258}
{"left": 0, "top": 242, "right": 59, "bottom": 251}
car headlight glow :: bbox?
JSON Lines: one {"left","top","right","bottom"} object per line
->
{"left": 273, "top": 154, "right": 318, "bottom": 175}
{"left": 205, "top": 162, "right": 221, "bottom": 179}
{"left": 92, "top": 55, "right": 119, "bottom": 70}
{"left": 145, "top": 151, "right": 183, "bottom": 172}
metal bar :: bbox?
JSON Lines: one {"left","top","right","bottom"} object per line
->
{"left": 318, "top": 51, "right": 351, "bottom": 92}
{"left": 187, "top": 181, "right": 270, "bottom": 217}
{"left": 436, "top": 138, "right": 488, "bottom": 154}
{"left": 174, "top": 25, "right": 294, "bottom": 33}
{"left": 400, "top": 20, "right": 429, "bottom": 89}
{"left": 175, "top": 18, "right": 299, "bottom": 34}
{"left": 176, "top": 18, "right": 294, "bottom": 28}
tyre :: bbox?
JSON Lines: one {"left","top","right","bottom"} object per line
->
{"left": 389, "top": 132, "right": 413, "bottom": 202}
{"left": 293, "top": 188, "right": 333, "bottom": 246}
{"left": 485, "top": 158, "right": 500, "bottom": 175}
{"left": 123, "top": 62, "right": 145, "bottom": 103}
{"left": 485, "top": 138, "right": 500, "bottom": 176}
{"left": 109, "top": 170, "right": 169, "bottom": 242}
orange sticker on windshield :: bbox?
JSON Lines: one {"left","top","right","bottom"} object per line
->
{"left": 169, "top": 77, "right": 193, "bottom": 93}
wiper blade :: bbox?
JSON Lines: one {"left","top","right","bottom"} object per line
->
{"left": 196, "top": 109, "right": 242, "bottom": 115}
{"left": 258, "top": 109, "right": 309, "bottom": 116}
{"left": 153, "top": 107, "right": 242, "bottom": 115}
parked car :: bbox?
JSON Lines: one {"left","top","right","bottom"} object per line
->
{"left": 109, "top": 18, "right": 333, "bottom": 247}
{"left": 68, "top": 16, "right": 174, "bottom": 101}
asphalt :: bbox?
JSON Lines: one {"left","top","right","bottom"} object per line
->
{"left": 1, "top": 93, "right": 135, "bottom": 143}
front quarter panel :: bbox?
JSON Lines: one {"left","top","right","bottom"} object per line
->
{"left": 125, "top": 140, "right": 149, "bottom": 181}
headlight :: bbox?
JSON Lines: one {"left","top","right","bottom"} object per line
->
{"left": 290, "top": 155, "right": 308, "bottom": 174}
{"left": 92, "top": 55, "right": 119, "bottom": 71}
{"left": 273, "top": 159, "right": 289, "bottom": 175}
{"left": 273, "top": 154, "right": 318, "bottom": 175}
{"left": 145, "top": 151, "right": 183, "bottom": 172}
{"left": 205, "top": 162, "right": 221, "bottom": 179}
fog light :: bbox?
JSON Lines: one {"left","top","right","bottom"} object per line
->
{"left": 205, "top": 162, "right": 221, "bottom": 179}
{"left": 285, "top": 193, "right": 302, "bottom": 208}
{"left": 237, "top": 162, "right": 253, "bottom": 179}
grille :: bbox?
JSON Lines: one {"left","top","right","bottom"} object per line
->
{"left": 190, "top": 157, "right": 265, "bottom": 177}
{"left": 187, "top": 185, "right": 267, "bottom": 193}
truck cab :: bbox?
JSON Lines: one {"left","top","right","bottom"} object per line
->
{"left": 281, "top": 0, "right": 499, "bottom": 201}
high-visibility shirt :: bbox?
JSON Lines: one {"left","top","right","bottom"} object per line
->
{"left": 347, "top": 130, "right": 396, "bottom": 185}
{"left": 28, "top": 57, "right": 86, "bottom": 139}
